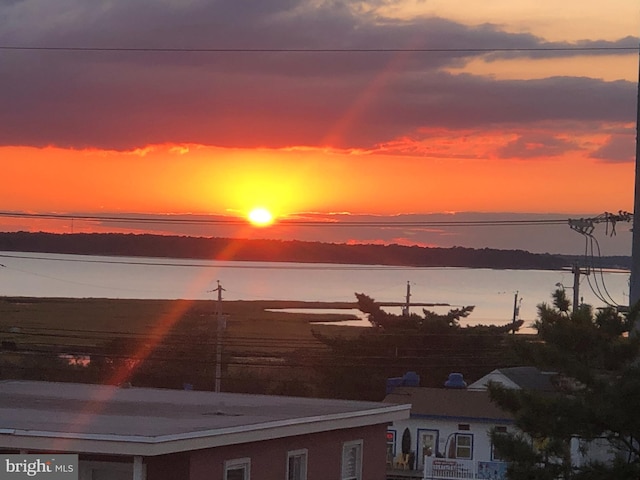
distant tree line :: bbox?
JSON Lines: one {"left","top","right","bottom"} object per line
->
{"left": 0, "top": 231, "right": 613, "bottom": 269}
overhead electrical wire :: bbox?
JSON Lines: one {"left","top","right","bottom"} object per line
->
{"left": 2, "top": 336, "right": 514, "bottom": 362}
{"left": 0, "top": 41, "right": 633, "bottom": 379}
{"left": 3, "top": 324, "right": 519, "bottom": 344}
{"left": 585, "top": 235, "right": 622, "bottom": 308}
{"left": 1, "top": 348, "right": 513, "bottom": 372}
{"left": 0, "top": 253, "right": 502, "bottom": 271}
{"left": 0, "top": 211, "right": 574, "bottom": 227}
{"left": 571, "top": 228, "right": 624, "bottom": 308}
{"left": 0, "top": 211, "right": 630, "bottom": 300}
{"left": 2, "top": 326, "right": 516, "bottom": 364}
{"left": 584, "top": 236, "right": 608, "bottom": 305}
{"left": 0, "top": 46, "right": 636, "bottom": 53}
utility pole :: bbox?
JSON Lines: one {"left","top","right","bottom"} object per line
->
{"left": 214, "top": 280, "right": 226, "bottom": 393}
{"left": 572, "top": 264, "right": 580, "bottom": 311}
{"left": 571, "top": 263, "right": 588, "bottom": 311}
{"left": 402, "top": 281, "right": 411, "bottom": 316}
{"left": 511, "top": 291, "right": 520, "bottom": 334}
{"left": 629, "top": 46, "right": 640, "bottom": 318}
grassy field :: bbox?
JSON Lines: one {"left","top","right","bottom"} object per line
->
{"left": 0, "top": 296, "right": 367, "bottom": 352}
{"left": 0, "top": 296, "right": 524, "bottom": 398}
{"left": 0, "top": 296, "right": 375, "bottom": 395}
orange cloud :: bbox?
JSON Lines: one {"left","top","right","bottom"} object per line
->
{"left": 2, "top": 139, "right": 633, "bottom": 221}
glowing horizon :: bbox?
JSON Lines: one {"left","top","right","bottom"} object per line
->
{"left": 2, "top": 139, "right": 634, "bottom": 218}
{"left": 1, "top": 0, "right": 638, "bottom": 252}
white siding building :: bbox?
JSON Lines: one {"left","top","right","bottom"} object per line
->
{"left": 384, "top": 386, "right": 511, "bottom": 479}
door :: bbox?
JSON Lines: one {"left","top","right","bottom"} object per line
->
{"left": 417, "top": 429, "right": 439, "bottom": 469}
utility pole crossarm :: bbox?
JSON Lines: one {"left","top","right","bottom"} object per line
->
{"left": 568, "top": 211, "right": 633, "bottom": 237}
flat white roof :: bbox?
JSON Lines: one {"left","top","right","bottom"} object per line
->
{"left": 0, "top": 380, "right": 410, "bottom": 456}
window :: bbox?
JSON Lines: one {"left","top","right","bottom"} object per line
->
{"left": 341, "top": 440, "right": 363, "bottom": 480}
{"left": 492, "top": 426, "right": 508, "bottom": 461}
{"left": 458, "top": 424, "right": 470, "bottom": 431}
{"left": 455, "top": 434, "right": 473, "bottom": 460}
{"left": 287, "top": 449, "right": 308, "bottom": 480}
{"left": 225, "top": 458, "right": 250, "bottom": 480}
{"left": 385, "top": 430, "right": 396, "bottom": 466}
{"left": 80, "top": 461, "right": 137, "bottom": 480}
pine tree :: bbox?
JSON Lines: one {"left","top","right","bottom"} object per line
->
{"left": 312, "top": 293, "right": 519, "bottom": 399}
{"left": 489, "top": 289, "right": 640, "bottom": 479}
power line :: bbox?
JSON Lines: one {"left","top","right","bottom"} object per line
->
{"left": 0, "top": 211, "right": 573, "bottom": 227}
{"left": 0, "top": 46, "right": 636, "bottom": 53}
{"left": 0, "top": 323, "right": 522, "bottom": 343}
{"left": 0, "top": 253, "right": 496, "bottom": 270}
{"left": 0, "top": 347, "right": 515, "bottom": 371}
{"left": 567, "top": 212, "right": 632, "bottom": 308}
{"left": 2, "top": 324, "right": 525, "bottom": 344}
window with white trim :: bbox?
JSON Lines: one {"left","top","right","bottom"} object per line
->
{"left": 287, "top": 449, "right": 308, "bottom": 480}
{"left": 455, "top": 434, "right": 473, "bottom": 460}
{"left": 341, "top": 440, "right": 363, "bottom": 480}
{"left": 225, "top": 458, "right": 250, "bottom": 480}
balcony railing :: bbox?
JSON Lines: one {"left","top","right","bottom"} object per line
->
{"left": 423, "top": 458, "right": 507, "bottom": 480}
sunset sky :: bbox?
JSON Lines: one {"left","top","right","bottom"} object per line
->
{"left": 1, "top": 0, "right": 639, "bottom": 255}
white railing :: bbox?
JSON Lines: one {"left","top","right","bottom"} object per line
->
{"left": 423, "top": 458, "right": 474, "bottom": 479}
{"left": 423, "top": 458, "right": 507, "bottom": 480}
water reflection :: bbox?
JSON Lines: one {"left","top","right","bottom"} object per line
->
{"left": 265, "top": 308, "right": 372, "bottom": 327}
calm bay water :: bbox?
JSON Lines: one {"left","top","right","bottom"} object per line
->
{"left": 0, "top": 251, "right": 630, "bottom": 329}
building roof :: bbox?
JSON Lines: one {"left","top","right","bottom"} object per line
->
{"left": 468, "top": 366, "right": 556, "bottom": 392}
{"left": 0, "top": 380, "right": 410, "bottom": 456}
{"left": 498, "top": 367, "right": 556, "bottom": 391}
{"left": 383, "top": 387, "right": 512, "bottom": 423}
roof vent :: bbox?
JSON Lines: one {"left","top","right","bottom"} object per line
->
{"left": 402, "top": 371, "right": 420, "bottom": 387}
{"left": 444, "top": 373, "right": 467, "bottom": 389}
{"left": 386, "top": 371, "right": 421, "bottom": 394}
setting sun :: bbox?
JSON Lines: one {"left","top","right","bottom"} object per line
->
{"left": 248, "top": 207, "right": 274, "bottom": 227}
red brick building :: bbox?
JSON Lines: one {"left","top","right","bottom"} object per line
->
{"left": 0, "top": 380, "right": 410, "bottom": 480}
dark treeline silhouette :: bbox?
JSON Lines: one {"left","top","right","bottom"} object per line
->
{"left": 0, "top": 232, "right": 628, "bottom": 269}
